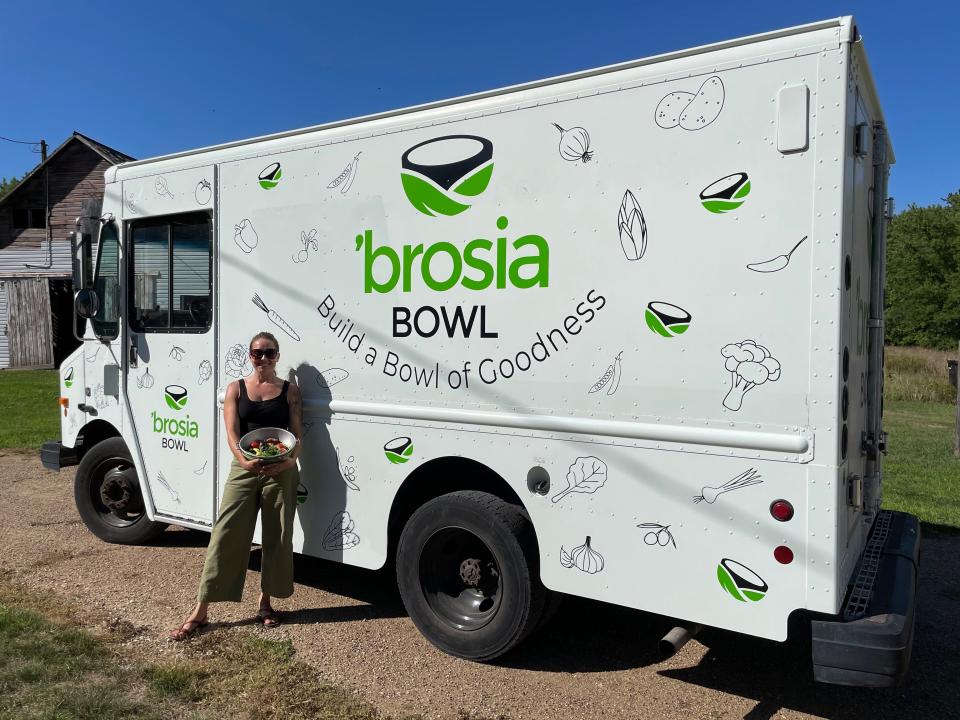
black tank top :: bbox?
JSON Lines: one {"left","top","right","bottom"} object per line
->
{"left": 237, "top": 379, "right": 290, "bottom": 434}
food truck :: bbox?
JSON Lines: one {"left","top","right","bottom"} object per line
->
{"left": 42, "top": 16, "right": 918, "bottom": 685}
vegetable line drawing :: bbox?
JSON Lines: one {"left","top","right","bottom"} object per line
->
{"left": 336, "top": 446, "right": 360, "bottom": 491}
{"left": 700, "top": 172, "right": 750, "bottom": 214}
{"left": 251, "top": 293, "right": 301, "bottom": 341}
{"left": 155, "top": 471, "right": 181, "bottom": 503}
{"left": 588, "top": 351, "right": 622, "bottom": 395}
{"left": 292, "top": 229, "right": 319, "bottom": 264}
{"left": 551, "top": 456, "right": 608, "bottom": 504}
{"left": 322, "top": 511, "right": 360, "bottom": 550}
{"left": 93, "top": 383, "right": 109, "bottom": 409}
{"left": 645, "top": 301, "right": 691, "bottom": 337}
{"left": 224, "top": 344, "right": 252, "bottom": 378}
{"left": 327, "top": 152, "right": 361, "bottom": 194}
{"left": 169, "top": 346, "right": 185, "bottom": 361}
{"left": 155, "top": 176, "right": 174, "bottom": 199}
{"left": 717, "top": 558, "right": 768, "bottom": 602}
{"left": 552, "top": 123, "right": 593, "bottom": 163}
{"left": 317, "top": 368, "right": 350, "bottom": 388}
{"left": 617, "top": 190, "right": 647, "bottom": 261}
{"left": 302, "top": 421, "right": 315, "bottom": 437}
{"left": 198, "top": 360, "right": 212, "bottom": 385}
{"left": 125, "top": 192, "right": 138, "bottom": 214}
{"left": 136, "top": 367, "right": 155, "bottom": 389}
{"left": 637, "top": 522, "right": 677, "bottom": 548}
{"left": 560, "top": 536, "right": 604, "bottom": 574}
{"left": 655, "top": 75, "right": 725, "bottom": 131}
{"left": 234, "top": 219, "right": 258, "bottom": 253}
{"left": 694, "top": 468, "right": 763, "bottom": 504}
{"left": 194, "top": 461, "right": 208, "bottom": 475}
{"left": 195, "top": 179, "right": 212, "bottom": 205}
{"left": 747, "top": 236, "right": 807, "bottom": 273}
{"left": 85, "top": 345, "right": 103, "bottom": 362}
{"left": 721, "top": 340, "right": 781, "bottom": 411}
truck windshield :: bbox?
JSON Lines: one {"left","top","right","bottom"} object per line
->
{"left": 91, "top": 222, "right": 120, "bottom": 339}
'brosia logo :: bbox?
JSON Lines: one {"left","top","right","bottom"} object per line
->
{"left": 400, "top": 135, "right": 493, "bottom": 217}
{"left": 164, "top": 385, "right": 188, "bottom": 411}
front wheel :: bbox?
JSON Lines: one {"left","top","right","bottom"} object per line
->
{"left": 74, "top": 437, "right": 167, "bottom": 544}
{"left": 396, "top": 490, "right": 546, "bottom": 661}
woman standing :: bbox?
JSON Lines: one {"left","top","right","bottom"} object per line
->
{"left": 170, "top": 331, "right": 303, "bottom": 639}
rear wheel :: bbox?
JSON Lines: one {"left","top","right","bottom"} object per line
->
{"left": 74, "top": 437, "right": 167, "bottom": 544}
{"left": 396, "top": 490, "right": 546, "bottom": 661}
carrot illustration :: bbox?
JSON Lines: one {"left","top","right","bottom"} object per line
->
{"left": 251, "top": 293, "right": 301, "bottom": 341}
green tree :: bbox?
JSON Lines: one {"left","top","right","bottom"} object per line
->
{"left": 0, "top": 175, "right": 21, "bottom": 200}
{"left": 885, "top": 191, "right": 960, "bottom": 349}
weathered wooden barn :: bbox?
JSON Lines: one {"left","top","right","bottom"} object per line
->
{"left": 0, "top": 133, "right": 133, "bottom": 369}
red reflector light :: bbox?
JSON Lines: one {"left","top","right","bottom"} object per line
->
{"left": 770, "top": 500, "right": 794, "bottom": 522}
{"left": 774, "top": 545, "right": 794, "bottom": 564}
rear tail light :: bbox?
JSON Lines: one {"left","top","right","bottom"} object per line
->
{"left": 770, "top": 499, "right": 794, "bottom": 522}
{"left": 774, "top": 545, "right": 794, "bottom": 564}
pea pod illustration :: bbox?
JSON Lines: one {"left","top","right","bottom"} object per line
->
{"left": 588, "top": 351, "right": 622, "bottom": 395}
{"left": 327, "top": 152, "right": 361, "bottom": 194}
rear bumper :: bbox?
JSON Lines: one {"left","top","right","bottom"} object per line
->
{"left": 811, "top": 510, "right": 920, "bottom": 686}
{"left": 40, "top": 440, "right": 79, "bottom": 471}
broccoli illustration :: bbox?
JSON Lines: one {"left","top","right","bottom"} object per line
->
{"left": 720, "top": 340, "right": 781, "bottom": 411}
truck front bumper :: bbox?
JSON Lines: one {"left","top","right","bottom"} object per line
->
{"left": 40, "top": 440, "right": 79, "bottom": 471}
{"left": 811, "top": 510, "right": 920, "bottom": 687}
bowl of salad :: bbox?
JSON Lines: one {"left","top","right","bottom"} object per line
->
{"left": 238, "top": 427, "right": 297, "bottom": 464}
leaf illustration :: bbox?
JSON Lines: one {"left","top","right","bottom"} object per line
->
{"left": 551, "top": 456, "right": 608, "bottom": 503}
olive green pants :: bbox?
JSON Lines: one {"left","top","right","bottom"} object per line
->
{"left": 197, "top": 460, "right": 299, "bottom": 603}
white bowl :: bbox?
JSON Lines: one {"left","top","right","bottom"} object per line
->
{"left": 238, "top": 427, "right": 297, "bottom": 464}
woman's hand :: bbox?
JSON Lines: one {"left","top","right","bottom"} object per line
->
{"left": 238, "top": 456, "right": 263, "bottom": 473}
{"left": 260, "top": 458, "right": 296, "bottom": 477}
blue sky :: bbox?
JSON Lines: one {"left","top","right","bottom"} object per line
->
{"left": 1, "top": 1, "right": 956, "bottom": 208}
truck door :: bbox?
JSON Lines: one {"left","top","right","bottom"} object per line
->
{"left": 122, "top": 170, "right": 216, "bottom": 524}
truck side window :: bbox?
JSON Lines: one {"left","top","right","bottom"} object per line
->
{"left": 91, "top": 222, "right": 120, "bottom": 339}
{"left": 130, "top": 212, "right": 211, "bottom": 332}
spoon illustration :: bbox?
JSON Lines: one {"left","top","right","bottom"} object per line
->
{"left": 746, "top": 236, "right": 807, "bottom": 273}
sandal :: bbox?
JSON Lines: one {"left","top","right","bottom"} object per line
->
{"left": 257, "top": 607, "right": 281, "bottom": 628}
{"left": 168, "top": 617, "right": 209, "bottom": 641}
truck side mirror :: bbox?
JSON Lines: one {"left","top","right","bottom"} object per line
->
{"left": 75, "top": 288, "right": 100, "bottom": 319}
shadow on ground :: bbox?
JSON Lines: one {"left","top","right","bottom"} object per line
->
{"left": 233, "top": 528, "right": 960, "bottom": 720}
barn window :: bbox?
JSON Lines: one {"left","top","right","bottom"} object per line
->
{"left": 11, "top": 208, "right": 46, "bottom": 229}
{"left": 129, "top": 212, "right": 211, "bottom": 333}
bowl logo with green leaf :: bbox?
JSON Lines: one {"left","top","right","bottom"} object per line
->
{"left": 717, "top": 558, "right": 768, "bottom": 602}
{"left": 700, "top": 172, "right": 750, "bottom": 213}
{"left": 259, "top": 162, "right": 282, "bottom": 190}
{"left": 384, "top": 436, "right": 414, "bottom": 464}
{"left": 164, "top": 385, "right": 188, "bottom": 411}
{"left": 296, "top": 483, "right": 309, "bottom": 505}
{"left": 400, "top": 135, "right": 494, "bottom": 217}
{"left": 64, "top": 367, "right": 74, "bottom": 388}
{"left": 645, "top": 301, "right": 692, "bottom": 337}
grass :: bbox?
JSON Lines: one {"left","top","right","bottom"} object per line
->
{"left": 885, "top": 345, "right": 957, "bottom": 403}
{"left": 0, "top": 583, "right": 398, "bottom": 720}
{"left": 882, "top": 400, "right": 960, "bottom": 530}
{"left": 0, "top": 369, "right": 60, "bottom": 450}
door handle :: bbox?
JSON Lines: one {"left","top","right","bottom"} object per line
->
{"left": 129, "top": 335, "right": 139, "bottom": 368}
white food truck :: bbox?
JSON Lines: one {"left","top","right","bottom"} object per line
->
{"left": 42, "top": 16, "right": 918, "bottom": 685}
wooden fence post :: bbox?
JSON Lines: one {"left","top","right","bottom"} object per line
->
{"left": 955, "top": 340, "right": 960, "bottom": 457}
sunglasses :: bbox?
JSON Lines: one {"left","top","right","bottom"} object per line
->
{"left": 249, "top": 348, "right": 278, "bottom": 360}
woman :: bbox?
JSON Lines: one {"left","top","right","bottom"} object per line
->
{"left": 170, "top": 331, "right": 303, "bottom": 640}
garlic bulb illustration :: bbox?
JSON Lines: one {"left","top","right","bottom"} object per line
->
{"left": 560, "top": 536, "right": 605, "bottom": 574}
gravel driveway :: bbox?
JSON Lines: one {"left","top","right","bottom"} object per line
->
{"left": 1, "top": 449, "right": 957, "bottom": 720}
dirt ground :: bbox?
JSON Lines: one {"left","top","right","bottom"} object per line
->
{"left": 1, "top": 449, "right": 958, "bottom": 720}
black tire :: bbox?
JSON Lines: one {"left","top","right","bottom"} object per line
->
{"left": 396, "top": 490, "right": 546, "bottom": 661}
{"left": 74, "top": 437, "right": 167, "bottom": 544}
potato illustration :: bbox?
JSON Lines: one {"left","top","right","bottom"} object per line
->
{"left": 679, "top": 76, "right": 725, "bottom": 131}
{"left": 655, "top": 91, "right": 695, "bottom": 129}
